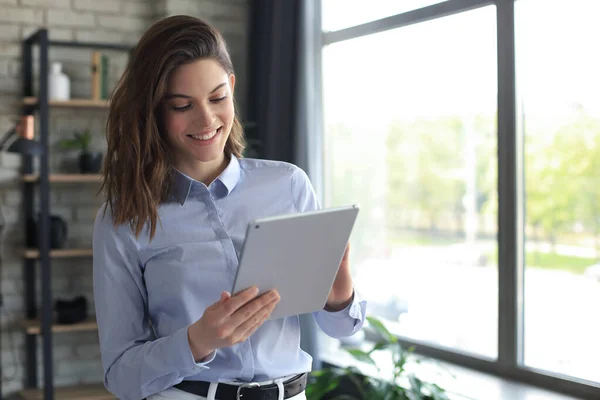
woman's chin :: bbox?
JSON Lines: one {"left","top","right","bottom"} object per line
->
{"left": 190, "top": 148, "right": 227, "bottom": 164}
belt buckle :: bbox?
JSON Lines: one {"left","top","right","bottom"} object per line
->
{"left": 236, "top": 382, "right": 260, "bottom": 399}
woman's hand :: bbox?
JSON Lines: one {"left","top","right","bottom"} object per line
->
{"left": 187, "top": 286, "right": 280, "bottom": 362}
{"left": 325, "top": 244, "right": 355, "bottom": 312}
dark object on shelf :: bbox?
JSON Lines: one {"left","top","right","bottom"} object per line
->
{"left": 0, "top": 115, "right": 43, "bottom": 155}
{"left": 60, "top": 129, "right": 103, "bottom": 173}
{"left": 54, "top": 296, "right": 87, "bottom": 324}
{"left": 26, "top": 213, "right": 68, "bottom": 249}
{"left": 79, "top": 151, "right": 103, "bottom": 173}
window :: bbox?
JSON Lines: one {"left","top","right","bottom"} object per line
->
{"left": 319, "top": 0, "right": 600, "bottom": 397}
{"left": 517, "top": 0, "right": 600, "bottom": 383}
{"left": 322, "top": 6, "right": 498, "bottom": 358}
{"left": 322, "top": 0, "right": 447, "bottom": 32}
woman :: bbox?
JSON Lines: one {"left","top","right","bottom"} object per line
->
{"left": 93, "top": 15, "right": 366, "bottom": 400}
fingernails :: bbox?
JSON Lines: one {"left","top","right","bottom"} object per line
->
{"left": 250, "top": 286, "right": 259, "bottom": 295}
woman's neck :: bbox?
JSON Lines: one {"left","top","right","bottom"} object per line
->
{"left": 177, "top": 153, "right": 229, "bottom": 186}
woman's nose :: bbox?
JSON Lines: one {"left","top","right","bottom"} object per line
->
{"left": 195, "top": 106, "right": 216, "bottom": 128}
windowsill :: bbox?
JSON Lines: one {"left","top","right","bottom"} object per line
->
{"left": 319, "top": 340, "right": 582, "bottom": 400}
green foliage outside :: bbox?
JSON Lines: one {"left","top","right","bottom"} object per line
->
{"left": 327, "top": 107, "right": 600, "bottom": 272}
{"left": 484, "top": 249, "right": 596, "bottom": 275}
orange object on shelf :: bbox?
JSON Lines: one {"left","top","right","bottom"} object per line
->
{"left": 17, "top": 115, "right": 34, "bottom": 139}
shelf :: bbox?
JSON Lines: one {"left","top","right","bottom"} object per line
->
{"left": 24, "top": 248, "right": 93, "bottom": 259}
{"left": 19, "top": 28, "right": 126, "bottom": 399}
{"left": 22, "top": 97, "right": 110, "bottom": 108}
{"left": 20, "top": 383, "right": 114, "bottom": 399}
{"left": 23, "top": 319, "right": 98, "bottom": 335}
{"left": 23, "top": 173, "right": 102, "bottom": 183}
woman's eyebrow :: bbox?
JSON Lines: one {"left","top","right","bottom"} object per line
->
{"left": 164, "top": 93, "right": 192, "bottom": 100}
{"left": 209, "top": 82, "right": 228, "bottom": 93}
{"left": 165, "top": 82, "right": 228, "bottom": 100}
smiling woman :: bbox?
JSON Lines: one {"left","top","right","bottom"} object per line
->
{"left": 161, "top": 60, "right": 236, "bottom": 184}
{"left": 93, "top": 14, "right": 367, "bottom": 400}
{"left": 103, "top": 16, "right": 245, "bottom": 239}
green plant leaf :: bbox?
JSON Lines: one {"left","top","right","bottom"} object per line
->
{"left": 422, "top": 383, "right": 450, "bottom": 400}
{"left": 59, "top": 138, "right": 78, "bottom": 150}
{"left": 306, "top": 333, "right": 449, "bottom": 400}
{"left": 59, "top": 130, "right": 92, "bottom": 152}
{"left": 408, "top": 375, "right": 423, "bottom": 393}
{"left": 391, "top": 343, "right": 411, "bottom": 377}
{"left": 406, "top": 383, "right": 425, "bottom": 400}
{"left": 367, "top": 316, "right": 397, "bottom": 343}
{"left": 378, "top": 381, "right": 402, "bottom": 400}
{"left": 343, "top": 368, "right": 371, "bottom": 399}
{"left": 369, "top": 340, "right": 393, "bottom": 354}
{"left": 345, "top": 348, "right": 376, "bottom": 366}
{"left": 330, "top": 394, "right": 362, "bottom": 400}
{"left": 330, "top": 395, "right": 362, "bottom": 400}
{"left": 307, "top": 368, "right": 343, "bottom": 399}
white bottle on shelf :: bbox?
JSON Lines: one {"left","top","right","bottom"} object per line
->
{"left": 49, "top": 62, "right": 70, "bottom": 100}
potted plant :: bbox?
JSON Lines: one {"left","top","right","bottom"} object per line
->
{"left": 59, "top": 129, "right": 103, "bottom": 173}
{"left": 307, "top": 316, "right": 451, "bottom": 400}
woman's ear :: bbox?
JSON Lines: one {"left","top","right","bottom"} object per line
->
{"left": 229, "top": 73, "right": 236, "bottom": 95}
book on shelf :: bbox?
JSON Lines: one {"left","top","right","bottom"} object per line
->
{"left": 91, "top": 51, "right": 110, "bottom": 100}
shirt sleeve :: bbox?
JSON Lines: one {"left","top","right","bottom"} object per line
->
{"left": 92, "top": 205, "right": 216, "bottom": 400}
{"left": 313, "top": 290, "right": 367, "bottom": 338}
{"left": 290, "top": 166, "right": 367, "bottom": 338}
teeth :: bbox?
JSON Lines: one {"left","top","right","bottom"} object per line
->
{"left": 190, "top": 128, "right": 219, "bottom": 141}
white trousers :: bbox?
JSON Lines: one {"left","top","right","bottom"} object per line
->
{"left": 147, "top": 379, "right": 307, "bottom": 400}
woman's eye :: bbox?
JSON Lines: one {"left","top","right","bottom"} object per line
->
{"left": 210, "top": 96, "right": 227, "bottom": 103}
{"left": 172, "top": 104, "right": 191, "bottom": 111}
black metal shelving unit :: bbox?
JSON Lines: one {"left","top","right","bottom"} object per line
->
{"left": 20, "top": 29, "right": 131, "bottom": 400}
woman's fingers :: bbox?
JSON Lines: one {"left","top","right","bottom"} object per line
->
{"left": 230, "top": 296, "right": 279, "bottom": 343}
{"left": 220, "top": 286, "right": 260, "bottom": 317}
{"left": 189, "top": 288, "right": 280, "bottom": 356}
{"left": 220, "top": 291, "right": 231, "bottom": 303}
{"left": 226, "top": 290, "right": 279, "bottom": 328}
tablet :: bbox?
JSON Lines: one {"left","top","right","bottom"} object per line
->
{"left": 231, "top": 205, "right": 359, "bottom": 320}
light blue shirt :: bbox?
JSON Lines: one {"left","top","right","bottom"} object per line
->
{"left": 92, "top": 156, "right": 367, "bottom": 400}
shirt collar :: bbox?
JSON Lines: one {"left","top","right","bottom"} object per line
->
{"left": 218, "top": 154, "right": 241, "bottom": 195}
{"left": 171, "top": 155, "right": 241, "bottom": 205}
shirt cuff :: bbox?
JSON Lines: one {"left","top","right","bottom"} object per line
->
{"left": 325, "top": 291, "right": 357, "bottom": 315}
{"left": 174, "top": 325, "right": 216, "bottom": 373}
{"left": 326, "top": 290, "right": 365, "bottom": 320}
{"left": 314, "top": 290, "right": 367, "bottom": 338}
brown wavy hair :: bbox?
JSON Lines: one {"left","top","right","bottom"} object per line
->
{"left": 101, "top": 15, "right": 245, "bottom": 240}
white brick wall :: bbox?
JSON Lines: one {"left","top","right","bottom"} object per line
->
{"left": 47, "top": 9, "right": 96, "bottom": 28}
{"left": 21, "top": 0, "right": 71, "bottom": 8}
{"left": 0, "top": 24, "right": 21, "bottom": 41}
{"left": 0, "top": 7, "right": 44, "bottom": 24}
{"left": 74, "top": 29, "right": 123, "bottom": 43}
{"left": 73, "top": 0, "right": 122, "bottom": 14}
{"left": 0, "top": 0, "right": 249, "bottom": 396}
{"left": 123, "top": 0, "right": 158, "bottom": 18}
{"left": 96, "top": 14, "right": 148, "bottom": 32}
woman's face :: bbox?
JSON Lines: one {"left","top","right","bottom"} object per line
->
{"left": 161, "top": 58, "right": 235, "bottom": 176}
